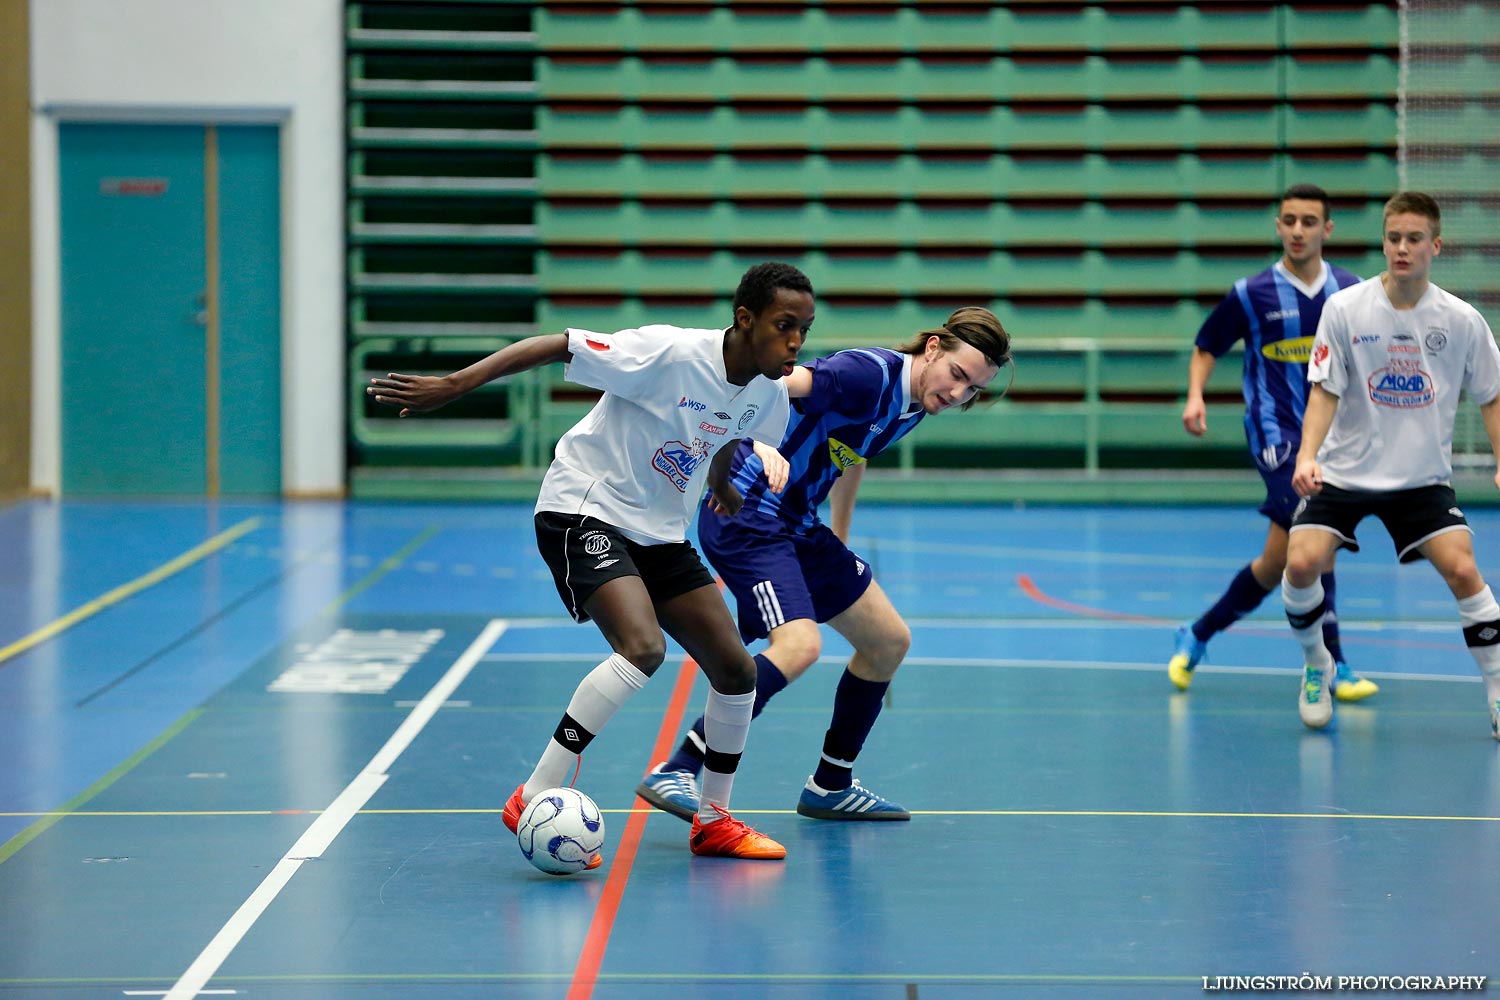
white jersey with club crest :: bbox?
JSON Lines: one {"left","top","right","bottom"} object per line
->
{"left": 536, "top": 325, "right": 791, "bottom": 545}
{"left": 1307, "top": 277, "right": 1500, "bottom": 491}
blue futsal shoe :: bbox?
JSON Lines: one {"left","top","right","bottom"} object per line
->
{"left": 796, "top": 777, "right": 910, "bottom": 821}
{"left": 1333, "top": 661, "right": 1379, "bottom": 702}
{"left": 635, "top": 762, "right": 700, "bottom": 822}
{"left": 1168, "top": 625, "right": 1208, "bottom": 691}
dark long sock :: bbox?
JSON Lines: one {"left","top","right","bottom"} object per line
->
{"left": 1320, "top": 572, "right": 1345, "bottom": 664}
{"left": 1193, "top": 563, "right": 1272, "bottom": 641}
{"left": 664, "top": 653, "right": 787, "bottom": 776}
{"left": 811, "top": 669, "right": 889, "bottom": 792}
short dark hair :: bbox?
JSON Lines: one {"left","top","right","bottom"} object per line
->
{"left": 732, "top": 261, "right": 814, "bottom": 316}
{"left": 1281, "top": 184, "right": 1331, "bottom": 219}
{"left": 1383, "top": 191, "right": 1442, "bottom": 237}
{"left": 896, "top": 306, "right": 1013, "bottom": 410}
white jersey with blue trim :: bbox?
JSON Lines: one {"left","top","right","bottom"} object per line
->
{"left": 1308, "top": 278, "right": 1500, "bottom": 491}
{"left": 536, "top": 325, "right": 791, "bottom": 545}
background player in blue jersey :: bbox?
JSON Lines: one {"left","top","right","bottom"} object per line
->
{"left": 636, "top": 307, "right": 1012, "bottom": 821}
{"left": 1169, "top": 184, "right": 1377, "bottom": 700}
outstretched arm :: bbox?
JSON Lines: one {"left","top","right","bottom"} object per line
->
{"left": 367, "top": 333, "right": 572, "bottom": 417}
{"left": 1292, "top": 384, "right": 1339, "bottom": 496}
{"left": 1181, "top": 347, "right": 1216, "bottom": 437}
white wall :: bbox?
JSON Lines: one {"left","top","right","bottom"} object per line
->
{"left": 30, "top": 0, "right": 345, "bottom": 496}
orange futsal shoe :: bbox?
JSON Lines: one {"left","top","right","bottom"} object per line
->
{"left": 502, "top": 784, "right": 525, "bottom": 834}
{"left": 506, "top": 784, "right": 604, "bottom": 869}
{"left": 689, "top": 803, "right": 787, "bottom": 860}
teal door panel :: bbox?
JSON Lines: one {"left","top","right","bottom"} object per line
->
{"left": 217, "top": 126, "right": 282, "bottom": 495}
{"left": 60, "top": 124, "right": 207, "bottom": 493}
{"left": 59, "top": 123, "right": 283, "bottom": 496}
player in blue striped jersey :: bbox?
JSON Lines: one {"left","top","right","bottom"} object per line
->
{"left": 638, "top": 307, "right": 1011, "bottom": 821}
{"left": 1169, "top": 184, "right": 1377, "bottom": 700}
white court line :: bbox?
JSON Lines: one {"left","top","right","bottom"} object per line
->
{"left": 161, "top": 619, "right": 509, "bottom": 1000}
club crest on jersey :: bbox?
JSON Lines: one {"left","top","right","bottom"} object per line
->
{"left": 738, "top": 405, "right": 759, "bottom": 430}
{"left": 652, "top": 438, "right": 711, "bottom": 492}
{"left": 827, "top": 438, "right": 867, "bottom": 472}
{"left": 1368, "top": 362, "right": 1434, "bottom": 408}
{"left": 1261, "top": 336, "right": 1314, "bottom": 363}
{"left": 1426, "top": 329, "right": 1448, "bottom": 352}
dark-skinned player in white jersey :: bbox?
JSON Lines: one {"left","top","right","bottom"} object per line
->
{"left": 367, "top": 261, "right": 816, "bottom": 862}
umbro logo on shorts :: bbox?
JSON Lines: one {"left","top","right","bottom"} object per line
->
{"left": 594, "top": 558, "right": 619, "bottom": 570}
{"left": 855, "top": 560, "right": 866, "bottom": 575}
{"left": 1450, "top": 507, "right": 1464, "bottom": 517}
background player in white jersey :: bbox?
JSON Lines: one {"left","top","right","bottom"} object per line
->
{"left": 1282, "top": 192, "right": 1500, "bottom": 735}
{"left": 635, "top": 308, "right": 1011, "bottom": 822}
{"left": 1170, "top": 185, "right": 1375, "bottom": 701}
{"left": 367, "top": 261, "right": 815, "bottom": 861}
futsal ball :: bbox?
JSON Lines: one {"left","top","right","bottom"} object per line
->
{"left": 515, "top": 787, "right": 605, "bottom": 876}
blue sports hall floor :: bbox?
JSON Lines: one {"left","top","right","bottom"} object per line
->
{"left": 1, "top": 498, "right": 1496, "bottom": 999}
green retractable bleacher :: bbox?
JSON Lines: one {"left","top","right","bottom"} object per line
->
{"left": 348, "top": 1, "right": 1406, "bottom": 502}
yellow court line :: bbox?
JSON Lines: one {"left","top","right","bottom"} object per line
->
{"left": 0, "top": 517, "right": 262, "bottom": 665}
{"left": 6, "top": 806, "right": 1497, "bottom": 823}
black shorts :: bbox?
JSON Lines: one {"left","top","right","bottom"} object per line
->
{"left": 1289, "top": 483, "right": 1472, "bottom": 564}
{"left": 534, "top": 512, "right": 715, "bottom": 622}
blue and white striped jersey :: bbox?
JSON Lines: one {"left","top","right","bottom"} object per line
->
{"left": 1196, "top": 260, "right": 1362, "bottom": 456}
{"left": 727, "top": 348, "right": 924, "bottom": 531}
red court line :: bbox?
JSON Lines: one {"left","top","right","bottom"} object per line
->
{"left": 1016, "top": 573, "right": 1462, "bottom": 652}
{"left": 1016, "top": 573, "right": 1160, "bottom": 622}
{"left": 566, "top": 653, "right": 700, "bottom": 1000}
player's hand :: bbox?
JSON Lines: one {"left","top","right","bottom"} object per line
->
{"left": 366, "top": 373, "right": 459, "bottom": 417}
{"left": 1181, "top": 398, "right": 1207, "bottom": 437}
{"left": 1292, "top": 457, "right": 1324, "bottom": 497}
{"left": 751, "top": 441, "right": 790, "bottom": 494}
{"left": 706, "top": 483, "right": 744, "bottom": 517}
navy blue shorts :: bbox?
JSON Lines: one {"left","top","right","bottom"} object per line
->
{"left": 1253, "top": 442, "right": 1302, "bottom": 530}
{"left": 696, "top": 503, "right": 874, "bottom": 644}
